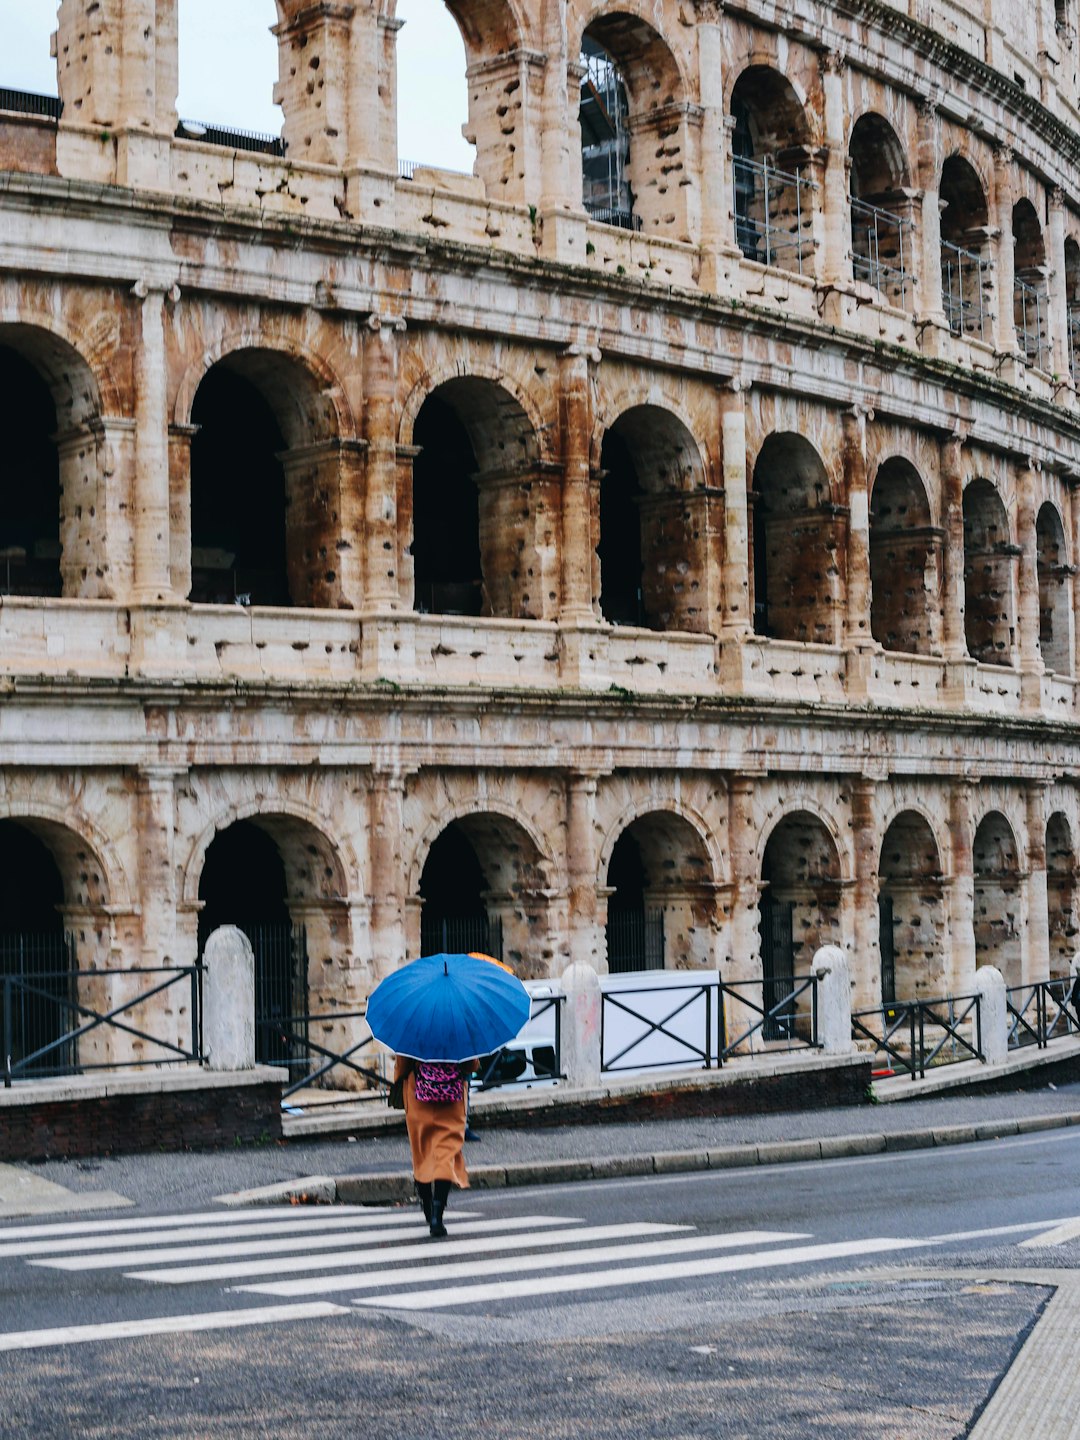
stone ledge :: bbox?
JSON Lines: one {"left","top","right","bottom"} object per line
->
{"left": 872, "top": 1038, "right": 1080, "bottom": 1102}
{"left": 0, "top": 1064, "right": 286, "bottom": 1108}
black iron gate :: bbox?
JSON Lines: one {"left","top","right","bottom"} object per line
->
{"left": 241, "top": 922, "right": 308, "bottom": 1068}
{"left": 760, "top": 891, "right": 796, "bottom": 1039}
{"left": 0, "top": 932, "right": 77, "bottom": 1077}
{"left": 879, "top": 894, "right": 896, "bottom": 1005}
{"left": 606, "top": 908, "right": 665, "bottom": 974}
{"left": 420, "top": 914, "right": 503, "bottom": 961}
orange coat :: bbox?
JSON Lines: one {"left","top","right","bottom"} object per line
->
{"left": 395, "top": 1055, "right": 472, "bottom": 1188}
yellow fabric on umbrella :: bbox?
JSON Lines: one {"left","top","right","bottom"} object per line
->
{"left": 468, "top": 951, "right": 515, "bottom": 975}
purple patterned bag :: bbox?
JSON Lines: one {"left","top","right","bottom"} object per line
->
{"left": 414, "top": 1061, "right": 464, "bottom": 1105}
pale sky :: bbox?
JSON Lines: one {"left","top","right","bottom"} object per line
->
{"left": 0, "top": 0, "right": 474, "bottom": 171}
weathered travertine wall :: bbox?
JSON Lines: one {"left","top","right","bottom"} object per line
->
{"left": 3, "top": 0, "right": 1080, "bottom": 1068}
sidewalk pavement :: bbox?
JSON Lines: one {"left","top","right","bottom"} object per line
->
{"left": 11, "top": 1080, "right": 1080, "bottom": 1218}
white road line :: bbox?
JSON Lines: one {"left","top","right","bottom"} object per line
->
{"left": 928, "top": 1217, "right": 1079, "bottom": 1245}
{"left": 0, "top": 1303, "right": 350, "bottom": 1353}
{"left": 1, "top": 1209, "right": 467, "bottom": 1260}
{"left": 0, "top": 1206, "right": 383, "bottom": 1243}
{"left": 235, "top": 1229, "right": 811, "bottom": 1298}
{"left": 1018, "top": 1218, "right": 1080, "bottom": 1248}
{"left": 34, "top": 1215, "right": 576, "bottom": 1271}
{"left": 356, "top": 1235, "right": 932, "bottom": 1310}
{"left": 127, "top": 1222, "right": 691, "bottom": 1285}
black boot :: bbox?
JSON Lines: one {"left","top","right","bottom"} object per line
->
{"left": 429, "top": 1179, "right": 450, "bottom": 1238}
{"left": 415, "top": 1181, "right": 432, "bottom": 1224}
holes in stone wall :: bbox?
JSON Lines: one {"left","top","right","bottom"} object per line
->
{"left": 878, "top": 812, "right": 945, "bottom": 1001}
{"left": 752, "top": 432, "right": 841, "bottom": 645}
{"left": 963, "top": 478, "right": 1016, "bottom": 666}
{"left": 869, "top": 458, "right": 940, "bottom": 655}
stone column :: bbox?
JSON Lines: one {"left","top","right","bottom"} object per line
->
{"left": 725, "top": 776, "right": 760, "bottom": 986}
{"left": 1017, "top": 462, "right": 1045, "bottom": 709}
{"left": 819, "top": 50, "right": 850, "bottom": 293}
{"left": 991, "top": 146, "right": 1019, "bottom": 360}
{"left": 946, "top": 781, "right": 977, "bottom": 993}
{"left": 843, "top": 409, "right": 874, "bottom": 699}
{"left": 915, "top": 98, "right": 947, "bottom": 341}
{"left": 369, "top": 768, "right": 407, "bottom": 979}
{"left": 136, "top": 765, "right": 181, "bottom": 969}
{"left": 538, "top": 15, "right": 588, "bottom": 265}
{"left": 697, "top": 4, "right": 733, "bottom": 289}
{"left": 132, "top": 283, "right": 174, "bottom": 602}
{"left": 1049, "top": 187, "right": 1071, "bottom": 383}
{"left": 558, "top": 347, "right": 598, "bottom": 622}
{"left": 851, "top": 777, "right": 880, "bottom": 1011}
{"left": 720, "top": 382, "right": 751, "bottom": 638}
{"left": 941, "top": 433, "right": 969, "bottom": 662}
{"left": 1025, "top": 783, "right": 1051, "bottom": 985}
{"left": 566, "top": 774, "right": 602, "bottom": 973}
{"left": 362, "top": 316, "right": 404, "bottom": 611}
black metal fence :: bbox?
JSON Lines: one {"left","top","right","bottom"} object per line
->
{"left": 256, "top": 1008, "right": 382, "bottom": 1102}
{"left": 474, "top": 994, "right": 564, "bottom": 1090}
{"left": 0, "top": 89, "right": 62, "bottom": 120}
{"left": 3, "top": 963, "right": 202, "bottom": 1086}
{"left": 0, "top": 932, "right": 77, "bottom": 1078}
{"left": 1006, "top": 979, "right": 1080, "bottom": 1050}
{"left": 245, "top": 923, "right": 308, "bottom": 1069}
{"left": 175, "top": 119, "right": 285, "bottom": 156}
{"left": 606, "top": 908, "right": 664, "bottom": 974}
{"left": 852, "top": 994, "right": 983, "bottom": 1080}
{"left": 419, "top": 915, "right": 503, "bottom": 963}
{"left": 719, "top": 975, "right": 818, "bottom": 1058}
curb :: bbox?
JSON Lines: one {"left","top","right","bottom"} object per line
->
{"left": 225, "top": 1108, "right": 1080, "bottom": 1207}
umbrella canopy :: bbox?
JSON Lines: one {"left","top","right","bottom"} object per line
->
{"left": 367, "top": 952, "right": 532, "bottom": 1062}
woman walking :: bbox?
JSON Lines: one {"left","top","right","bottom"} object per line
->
{"left": 394, "top": 1055, "right": 475, "bottom": 1237}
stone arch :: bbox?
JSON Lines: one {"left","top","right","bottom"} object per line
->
{"left": 973, "top": 810, "right": 1022, "bottom": 986}
{"left": 184, "top": 799, "right": 354, "bottom": 910}
{"left": 597, "top": 403, "right": 712, "bottom": 633}
{"left": 878, "top": 811, "right": 946, "bottom": 1002}
{"left": 406, "top": 373, "right": 553, "bottom": 621}
{"left": 576, "top": 8, "right": 693, "bottom": 240}
{"left": 186, "top": 342, "right": 349, "bottom": 609}
{"left": 963, "top": 478, "right": 1016, "bottom": 667}
{"left": 443, "top": 0, "right": 530, "bottom": 54}
{"left": 0, "top": 801, "right": 127, "bottom": 911}
{"left": 0, "top": 320, "right": 117, "bottom": 600}
{"left": 849, "top": 112, "right": 913, "bottom": 308}
{"left": 752, "top": 432, "right": 842, "bottom": 645}
{"left": 730, "top": 65, "right": 815, "bottom": 274}
{"left": 602, "top": 808, "right": 717, "bottom": 972}
{"left": 869, "top": 456, "right": 941, "bottom": 655}
{"left": 1037, "top": 501, "right": 1072, "bottom": 676}
{"left": 759, "top": 811, "right": 843, "bottom": 1011}
{"left": 940, "top": 153, "right": 993, "bottom": 340}
{"left": 1047, "top": 811, "right": 1078, "bottom": 980}
{"left": 1013, "top": 198, "right": 1049, "bottom": 368}
{"left": 412, "top": 807, "right": 556, "bottom": 979}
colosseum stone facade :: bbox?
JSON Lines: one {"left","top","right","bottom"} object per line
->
{"left": 2, "top": 0, "right": 1080, "bottom": 1069}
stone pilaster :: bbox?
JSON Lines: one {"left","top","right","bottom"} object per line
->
{"left": 851, "top": 777, "right": 880, "bottom": 1012}
{"left": 819, "top": 49, "right": 850, "bottom": 294}
{"left": 1017, "top": 462, "right": 1045, "bottom": 709}
{"left": 558, "top": 347, "right": 598, "bottom": 622}
{"left": 362, "top": 315, "right": 404, "bottom": 611}
{"left": 720, "top": 382, "right": 751, "bottom": 639}
{"left": 946, "top": 781, "right": 977, "bottom": 993}
{"left": 696, "top": 4, "right": 733, "bottom": 289}
{"left": 725, "top": 776, "right": 760, "bottom": 987}
{"left": 941, "top": 433, "right": 969, "bottom": 663}
{"left": 132, "top": 283, "right": 174, "bottom": 602}
{"left": 915, "top": 97, "right": 948, "bottom": 344}
{"left": 369, "top": 768, "right": 407, "bottom": 978}
{"left": 1049, "top": 187, "right": 1071, "bottom": 384}
{"left": 566, "top": 774, "right": 602, "bottom": 973}
{"left": 1024, "top": 783, "right": 1051, "bottom": 985}
{"left": 991, "top": 146, "right": 1020, "bottom": 361}
{"left": 843, "top": 409, "right": 874, "bottom": 698}
{"left": 136, "top": 764, "right": 182, "bottom": 971}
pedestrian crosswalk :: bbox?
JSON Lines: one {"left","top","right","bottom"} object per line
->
{"left": 8, "top": 1204, "right": 1079, "bottom": 1322}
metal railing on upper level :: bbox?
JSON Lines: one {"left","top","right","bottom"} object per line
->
{"left": 0, "top": 89, "right": 62, "bottom": 120}
{"left": 1015, "top": 276, "right": 1050, "bottom": 371}
{"left": 1006, "top": 979, "right": 1080, "bottom": 1050}
{"left": 850, "top": 197, "right": 913, "bottom": 310}
{"left": 941, "top": 240, "right": 991, "bottom": 341}
{"left": 733, "top": 155, "right": 817, "bottom": 276}
{"left": 852, "top": 993, "right": 983, "bottom": 1080}
{"left": 583, "top": 202, "right": 642, "bottom": 232}
{"left": 176, "top": 119, "right": 285, "bottom": 158}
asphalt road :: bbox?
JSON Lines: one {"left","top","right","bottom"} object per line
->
{"left": 2, "top": 1127, "right": 1078, "bottom": 1439}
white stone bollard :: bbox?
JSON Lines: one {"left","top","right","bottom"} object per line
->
{"left": 811, "top": 945, "right": 854, "bottom": 1055}
{"left": 203, "top": 925, "right": 256, "bottom": 1071}
{"left": 559, "top": 961, "right": 602, "bottom": 1090}
{"left": 972, "top": 964, "right": 1008, "bottom": 1068}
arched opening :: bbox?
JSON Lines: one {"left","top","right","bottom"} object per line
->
{"left": 1066, "top": 238, "right": 1080, "bottom": 383}
{"left": 417, "top": 814, "right": 552, "bottom": 979}
{"left": 1037, "top": 503, "right": 1072, "bottom": 676}
{"left": 878, "top": 813, "right": 946, "bottom": 1002}
{"left": 1013, "top": 200, "right": 1049, "bottom": 370}
{"left": 189, "top": 350, "right": 342, "bottom": 609}
{"left": 410, "top": 377, "right": 548, "bottom": 620}
{"left": 940, "top": 156, "right": 992, "bottom": 341}
{"left": 1047, "top": 813, "right": 1078, "bottom": 981}
{"left": 598, "top": 406, "right": 710, "bottom": 633}
{"left": 731, "top": 67, "right": 814, "bottom": 275}
{"left": 849, "top": 113, "right": 913, "bottom": 309}
{"left": 198, "top": 815, "right": 348, "bottom": 1067}
{"left": 178, "top": 1, "right": 281, "bottom": 142}
{"left": 973, "top": 812, "right": 1021, "bottom": 987}
{"left": 579, "top": 14, "right": 688, "bottom": 238}
{"left": 0, "top": 822, "right": 71, "bottom": 1077}
{"left": 0, "top": 345, "right": 61, "bottom": 597}
{"left": 605, "top": 813, "right": 715, "bottom": 973}
{"left": 963, "top": 479, "right": 1016, "bottom": 666}
{"left": 397, "top": 0, "right": 473, "bottom": 173}
{"left": 0, "top": 323, "right": 106, "bottom": 599}
{"left": 869, "top": 458, "right": 940, "bottom": 655}
{"left": 759, "top": 812, "right": 842, "bottom": 1036}
{"left": 752, "top": 433, "right": 841, "bottom": 645}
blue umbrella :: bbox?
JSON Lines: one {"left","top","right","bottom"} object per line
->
{"left": 366, "top": 952, "right": 532, "bottom": 1062}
